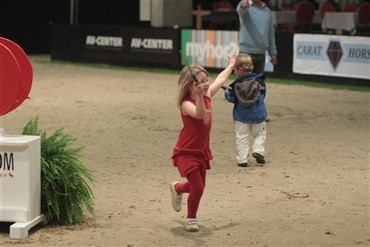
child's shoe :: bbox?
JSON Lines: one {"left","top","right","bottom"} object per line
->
{"left": 169, "top": 182, "right": 182, "bottom": 212}
{"left": 238, "top": 162, "right": 248, "bottom": 167}
{"left": 252, "top": 152, "right": 265, "bottom": 164}
{"left": 185, "top": 218, "right": 199, "bottom": 232}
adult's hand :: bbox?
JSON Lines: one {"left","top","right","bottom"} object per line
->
{"left": 241, "top": 0, "right": 251, "bottom": 9}
{"left": 271, "top": 55, "right": 277, "bottom": 66}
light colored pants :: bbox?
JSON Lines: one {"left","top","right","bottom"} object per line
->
{"left": 235, "top": 120, "right": 266, "bottom": 164}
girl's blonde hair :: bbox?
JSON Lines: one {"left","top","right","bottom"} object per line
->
{"left": 177, "top": 65, "right": 208, "bottom": 109}
{"left": 235, "top": 54, "right": 254, "bottom": 73}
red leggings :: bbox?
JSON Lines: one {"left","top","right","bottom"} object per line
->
{"left": 175, "top": 167, "right": 206, "bottom": 219}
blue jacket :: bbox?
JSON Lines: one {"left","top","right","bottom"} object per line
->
{"left": 224, "top": 73, "right": 267, "bottom": 124}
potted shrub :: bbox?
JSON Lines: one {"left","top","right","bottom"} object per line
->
{"left": 22, "top": 117, "right": 95, "bottom": 225}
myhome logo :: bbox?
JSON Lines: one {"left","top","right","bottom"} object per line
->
{"left": 85, "top": 35, "right": 123, "bottom": 50}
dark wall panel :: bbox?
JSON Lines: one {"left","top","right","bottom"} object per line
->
{"left": 51, "top": 24, "right": 181, "bottom": 68}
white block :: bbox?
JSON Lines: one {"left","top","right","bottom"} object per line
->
{"left": 0, "top": 135, "right": 44, "bottom": 239}
{"left": 10, "top": 215, "right": 46, "bottom": 239}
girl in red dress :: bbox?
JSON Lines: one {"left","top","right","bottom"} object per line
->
{"left": 170, "top": 55, "right": 236, "bottom": 232}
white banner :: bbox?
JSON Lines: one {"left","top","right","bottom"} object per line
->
{"left": 293, "top": 34, "right": 370, "bottom": 80}
{"left": 181, "top": 29, "right": 274, "bottom": 72}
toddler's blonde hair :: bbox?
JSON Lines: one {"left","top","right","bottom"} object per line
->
{"left": 235, "top": 54, "right": 254, "bottom": 73}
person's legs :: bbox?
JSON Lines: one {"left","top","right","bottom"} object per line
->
{"left": 175, "top": 181, "right": 190, "bottom": 194}
{"left": 250, "top": 54, "right": 266, "bottom": 74}
{"left": 235, "top": 121, "right": 250, "bottom": 166}
{"left": 175, "top": 167, "right": 206, "bottom": 219}
{"left": 183, "top": 167, "right": 206, "bottom": 219}
{"left": 175, "top": 167, "right": 206, "bottom": 232}
{"left": 251, "top": 122, "right": 266, "bottom": 164}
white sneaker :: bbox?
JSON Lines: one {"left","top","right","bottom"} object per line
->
{"left": 185, "top": 218, "right": 199, "bottom": 232}
{"left": 170, "top": 182, "right": 182, "bottom": 212}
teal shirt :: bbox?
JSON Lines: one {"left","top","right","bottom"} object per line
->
{"left": 237, "top": 1, "right": 277, "bottom": 56}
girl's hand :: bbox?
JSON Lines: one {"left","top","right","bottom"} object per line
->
{"left": 228, "top": 55, "right": 237, "bottom": 68}
{"left": 194, "top": 81, "right": 209, "bottom": 96}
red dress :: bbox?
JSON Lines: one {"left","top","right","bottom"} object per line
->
{"left": 171, "top": 96, "right": 213, "bottom": 177}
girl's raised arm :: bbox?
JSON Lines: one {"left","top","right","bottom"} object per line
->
{"left": 208, "top": 55, "right": 236, "bottom": 98}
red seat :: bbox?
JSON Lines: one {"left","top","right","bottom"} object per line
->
{"left": 265, "top": 2, "right": 275, "bottom": 11}
{"left": 292, "top": 1, "right": 303, "bottom": 11}
{"left": 358, "top": 2, "right": 370, "bottom": 26}
{"left": 357, "top": 2, "right": 370, "bottom": 34}
{"left": 209, "top": 0, "right": 234, "bottom": 29}
{"left": 213, "top": 0, "right": 233, "bottom": 10}
{"left": 278, "top": 2, "right": 315, "bottom": 32}
{"left": 341, "top": 3, "right": 357, "bottom": 12}
{"left": 320, "top": 2, "right": 335, "bottom": 19}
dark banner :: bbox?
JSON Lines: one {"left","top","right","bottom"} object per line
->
{"left": 81, "top": 25, "right": 128, "bottom": 63}
{"left": 125, "top": 27, "right": 180, "bottom": 68}
{"left": 51, "top": 24, "right": 180, "bottom": 68}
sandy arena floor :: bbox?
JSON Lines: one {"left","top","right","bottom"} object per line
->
{"left": 0, "top": 55, "right": 369, "bottom": 246}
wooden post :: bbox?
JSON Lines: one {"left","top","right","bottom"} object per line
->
{"left": 192, "top": 5, "right": 211, "bottom": 29}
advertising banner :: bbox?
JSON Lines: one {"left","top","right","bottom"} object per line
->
{"left": 82, "top": 25, "right": 127, "bottom": 62}
{"left": 293, "top": 34, "right": 370, "bottom": 80}
{"left": 181, "top": 29, "right": 274, "bottom": 72}
{"left": 126, "top": 27, "right": 180, "bottom": 67}
{"left": 82, "top": 26, "right": 180, "bottom": 67}
{"left": 51, "top": 24, "right": 181, "bottom": 68}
